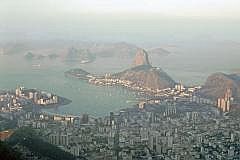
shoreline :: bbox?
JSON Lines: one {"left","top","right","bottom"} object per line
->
{"left": 0, "top": 87, "right": 72, "bottom": 113}
{"left": 64, "top": 70, "right": 160, "bottom": 98}
{"left": 35, "top": 96, "right": 72, "bottom": 109}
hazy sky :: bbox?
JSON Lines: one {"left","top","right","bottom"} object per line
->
{"left": 1, "top": 0, "right": 240, "bottom": 44}
{"left": 1, "top": 0, "right": 240, "bottom": 18}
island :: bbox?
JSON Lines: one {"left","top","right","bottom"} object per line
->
{"left": 65, "top": 47, "right": 96, "bottom": 64}
{"left": 64, "top": 68, "right": 93, "bottom": 80}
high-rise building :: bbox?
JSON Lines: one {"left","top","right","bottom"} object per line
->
{"left": 15, "top": 86, "right": 24, "bottom": 97}
{"left": 29, "top": 92, "right": 34, "bottom": 99}
{"left": 33, "top": 92, "right": 38, "bottom": 103}
{"left": 81, "top": 114, "right": 89, "bottom": 124}
{"left": 175, "top": 84, "right": 184, "bottom": 92}
{"left": 217, "top": 88, "right": 233, "bottom": 112}
{"left": 49, "top": 133, "right": 69, "bottom": 146}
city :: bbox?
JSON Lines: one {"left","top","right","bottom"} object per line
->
{"left": 1, "top": 0, "right": 240, "bottom": 160}
{"left": 0, "top": 81, "right": 240, "bottom": 159}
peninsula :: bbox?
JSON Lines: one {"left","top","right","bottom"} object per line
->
{"left": 0, "top": 86, "right": 71, "bottom": 113}
{"left": 65, "top": 49, "right": 240, "bottom": 114}
{"left": 65, "top": 49, "right": 176, "bottom": 95}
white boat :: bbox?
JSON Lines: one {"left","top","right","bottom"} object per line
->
{"left": 32, "top": 64, "right": 41, "bottom": 67}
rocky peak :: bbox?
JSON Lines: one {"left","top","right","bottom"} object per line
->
{"left": 132, "top": 49, "right": 151, "bottom": 67}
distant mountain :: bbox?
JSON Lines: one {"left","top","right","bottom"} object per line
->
{"left": 87, "top": 42, "right": 140, "bottom": 58}
{"left": 64, "top": 42, "right": 139, "bottom": 63}
{"left": 48, "top": 53, "right": 59, "bottom": 60}
{"left": 1, "top": 43, "right": 28, "bottom": 55}
{"left": 147, "top": 47, "right": 171, "bottom": 56}
{"left": 36, "top": 55, "right": 46, "bottom": 60}
{"left": 132, "top": 49, "right": 151, "bottom": 67}
{"left": 24, "top": 52, "right": 35, "bottom": 60}
{"left": 65, "top": 47, "right": 95, "bottom": 63}
{"left": 199, "top": 73, "right": 240, "bottom": 99}
{"left": 24, "top": 52, "right": 48, "bottom": 61}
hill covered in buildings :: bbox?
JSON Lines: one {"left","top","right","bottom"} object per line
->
{"left": 112, "top": 65, "right": 175, "bottom": 90}
{"left": 111, "top": 49, "right": 175, "bottom": 90}
{"left": 199, "top": 72, "right": 240, "bottom": 99}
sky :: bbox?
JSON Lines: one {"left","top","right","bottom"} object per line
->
{"left": 1, "top": 0, "right": 240, "bottom": 43}
{"left": 1, "top": 0, "right": 240, "bottom": 18}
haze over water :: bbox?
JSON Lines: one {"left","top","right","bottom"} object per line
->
{"left": 1, "top": 0, "right": 240, "bottom": 116}
{"left": 0, "top": 55, "right": 138, "bottom": 117}
{"left": 0, "top": 37, "right": 240, "bottom": 117}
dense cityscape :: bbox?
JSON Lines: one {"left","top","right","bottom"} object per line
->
{"left": 1, "top": 46, "right": 240, "bottom": 160}
{"left": 1, "top": 1, "right": 240, "bottom": 160}
{"left": 0, "top": 78, "right": 240, "bottom": 160}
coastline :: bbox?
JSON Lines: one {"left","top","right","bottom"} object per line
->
{"left": 64, "top": 69, "right": 157, "bottom": 97}
{"left": 0, "top": 87, "right": 72, "bottom": 113}
{"left": 35, "top": 96, "right": 72, "bottom": 109}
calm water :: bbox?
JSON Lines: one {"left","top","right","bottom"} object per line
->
{"left": 0, "top": 41, "right": 240, "bottom": 116}
{"left": 0, "top": 55, "right": 137, "bottom": 117}
{"left": 1, "top": 15, "right": 240, "bottom": 116}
